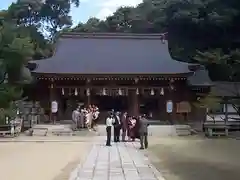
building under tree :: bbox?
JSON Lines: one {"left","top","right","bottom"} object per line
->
{"left": 27, "top": 33, "right": 212, "bottom": 124}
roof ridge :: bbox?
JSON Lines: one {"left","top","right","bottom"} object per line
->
{"left": 60, "top": 32, "right": 168, "bottom": 40}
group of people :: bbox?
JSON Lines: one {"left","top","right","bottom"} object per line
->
{"left": 71, "top": 106, "right": 149, "bottom": 149}
{"left": 72, "top": 104, "right": 100, "bottom": 131}
{"left": 106, "top": 111, "right": 149, "bottom": 150}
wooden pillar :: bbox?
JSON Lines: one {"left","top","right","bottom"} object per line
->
{"left": 132, "top": 77, "right": 140, "bottom": 116}
{"left": 49, "top": 79, "right": 56, "bottom": 122}
{"left": 132, "top": 90, "right": 139, "bottom": 116}
{"left": 158, "top": 95, "right": 165, "bottom": 121}
{"left": 224, "top": 99, "right": 228, "bottom": 123}
{"left": 128, "top": 89, "right": 139, "bottom": 116}
{"left": 86, "top": 78, "right": 91, "bottom": 106}
{"left": 87, "top": 93, "right": 91, "bottom": 106}
{"left": 166, "top": 79, "right": 176, "bottom": 124}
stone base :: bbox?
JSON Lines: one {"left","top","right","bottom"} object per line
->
{"left": 96, "top": 125, "right": 193, "bottom": 136}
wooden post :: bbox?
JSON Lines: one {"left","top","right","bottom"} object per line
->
{"left": 86, "top": 78, "right": 91, "bottom": 106}
{"left": 87, "top": 93, "right": 91, "bottom": 106}
{"left": 224, "top": 99, "right": 228, "bottom": 123}
{"left": 132, "top": 91, "right": 139, "bottom": 116}
{"left": 158, "top": 95, "right": 164, "bottom": 121}
{"left": 128, "top": 89, "right": 139, "bottom": 116}
{"left": 167, "top": 79, "right": 175, "bottom": 124}
{"left": 49, "top": 79, "right": 55, "bottom": 122}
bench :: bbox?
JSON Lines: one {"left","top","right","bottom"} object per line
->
{"left": 0, "top": 118, "right": 23, "bottom": 137}
{"left": 204, "top": 122, "right": 229, "bottom": 137}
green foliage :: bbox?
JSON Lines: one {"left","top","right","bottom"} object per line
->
{"left": 0, "top": 17, "right": 34, "bottom": 111}
{"left": 193, "top": 91, "right": 222, "bottom": 110}
{"left": 0, "top": 0, "right": 80, "bottom": 121}
{"left": 0, "top": 102, "right": 18, "bottom": 124}
{"left": 0, "top": 84, "right": 23, "bottom": 108}
{"left": 0, "top": 21, "right": 34, "bottom": 82}
{"left": 193, "top": 48, "right": 240, "bottom": 114}
{"left": 5, "top": 0, "right": 79, "bottom": 39}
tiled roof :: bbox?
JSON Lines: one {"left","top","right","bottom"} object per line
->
{"left": 187, "top": 68, "right": 213, "bottom": 86}
{"left": 32, "top": 33, "right": 192, "bottom": 75}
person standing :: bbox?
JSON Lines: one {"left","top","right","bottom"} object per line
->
{"left": 129, "top": 116, "right": 137, "bottom": 141}
{"left": 85, "top": 109, "right": 93, "bottom": 131}
{"left": 139, "top": 114, "right": 149, "bottom": 149}
{"left": 106, "top": 113, "right": 115, "bottom": 146}
{"left": 71, "top": 107, "right": 80, "bottom": 130}
{"left": 121, "top": 112, "right": 128, "bottom": 142}
{"left": 79, "top": 109, "right": 85, "bottom": 129}
{"left": 92, "top": 107, "right": 100, "bottom": 131}
{"left": 113, "top": 112, "right": 121, "bottom": 142}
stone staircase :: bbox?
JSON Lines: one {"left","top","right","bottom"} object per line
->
{"left": 25, "top": 124, "right": 74, "bottom": 136}
{"left": 175, "top": 125, "right": 192, "bottom": 136}
{"left": 25, "top": 124, "right": 98, "bottom": 136}
{"left": 25, "top": 124, "right": 193, "bottom": 137}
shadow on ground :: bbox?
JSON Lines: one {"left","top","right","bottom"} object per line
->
{"left": 148, "top": 137, "right": 240, "bottom": 180}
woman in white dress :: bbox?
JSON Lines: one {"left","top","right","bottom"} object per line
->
{"left": 85, "top": 109, "right": 93, "bottom": 131}
{"left": 92, "top": 107, "right": 100, "bottom": 131}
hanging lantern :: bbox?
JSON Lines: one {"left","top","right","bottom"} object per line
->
{"left": 150, "top": 89, "right": 155, "bottom": 96}
{"left": 16, "top": 109, "right": 19, "bottom": 115}
{"left": 102, "top": 88, "right": 106, "bottom": 96}
{"left": 61, "top": 88, "right": 65, "bottom": 95}
{"left": 118, "top": 88, "right": 122, "bottom": 95}
{"left": 74, "top": 88, "right": 78, "bottom": 96}
{"left": 5, "top": 116, "right": 9, "bottom": 124}
{"left": 86, "top": 88, "right": 90, "bottom": 96}
{"left": 160, "top": 88, "right": 164, "bottom": 95}
{"left": 169, "top": 79, "right": 174, "bottom": 90}
{"left": 136, "top": 88, "right": 139, "bottom": 95}
{"left": 134, "top": 77, "right": 139, "bottom": 83}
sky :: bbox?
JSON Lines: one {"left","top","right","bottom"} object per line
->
{"left": 0, "top": 0, "right": 142, "bottom": 26}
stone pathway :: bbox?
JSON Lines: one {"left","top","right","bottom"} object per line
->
{"left": 69, "top": 138, "right": 165, "bottom": 180}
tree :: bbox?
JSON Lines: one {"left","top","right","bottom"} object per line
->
{"left": 194, "top": 49, "right": 240, "bottom": 115}
{"left": 3, "top": 1, "right": 52, "bottom": 59}
{"left": 0, "top": 19, "right": 34, "bottom": 115}
{"left": 40, "top": 0, "right": 80, "bottom": 38}
{"left": 6, "top": 0, "right": 80, "bottom": 39}
{"left": 73, "top": 18, "right": 108, "bottom": 32}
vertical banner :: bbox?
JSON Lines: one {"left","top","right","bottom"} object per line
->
{"left": 166, "top": 100, "right": 173, "bottom": 113}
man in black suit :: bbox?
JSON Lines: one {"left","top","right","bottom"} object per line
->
{"left": 113, "top": 112, "right": 121, "bottom": 142}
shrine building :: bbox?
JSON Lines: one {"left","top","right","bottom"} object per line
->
{"left": 28, "top": 33, "right": 212, "bottom": 123}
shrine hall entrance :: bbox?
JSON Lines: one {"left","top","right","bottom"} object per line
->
{"left": 93, "top": 95, "right": 128, "bottom": 123}
{"left": 94, "top": 96, "right": 128, "bottom": 112}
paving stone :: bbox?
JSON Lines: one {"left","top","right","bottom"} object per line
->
{"left": 69, "top": 137, "right": 165, "bottom": 180}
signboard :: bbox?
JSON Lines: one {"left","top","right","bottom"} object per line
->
{"left": 166, "top": 100, "right": 173, "bottom": 113}
{"left": 176, "top": 101, "right": 191, "bottom": 113}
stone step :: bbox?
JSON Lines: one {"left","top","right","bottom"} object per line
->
{"left": 175, "top": 125, "right": 192, "bottom": 136}
{"left": 32, "top": 129, "right": 48, "bottom": 136}
{"left": 51, "top": 131, "right": 74, "bottom": 136}
{"left": 51, "top": 128, "right": 74, "bottom": 136}
{"left": 176, "top": 130, "right": 191, "bottom": 136}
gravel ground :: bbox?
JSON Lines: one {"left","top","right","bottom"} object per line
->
{"left": 147, "top": 136, "right": 240, "bottom": 180}
{"left": 0, "top": 140, "right": 92, "bottom": 180}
